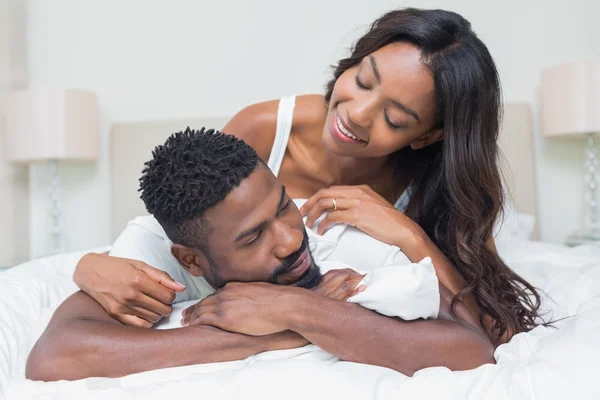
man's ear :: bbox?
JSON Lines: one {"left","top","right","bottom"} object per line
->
{"left": 171, "top": 244, "right": 211, "bottom": 277}
{"left": 410, "top": 128, "right": 444, "bottom": 150}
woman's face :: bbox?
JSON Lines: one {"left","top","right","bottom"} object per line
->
{"left": 324, "top": 42, "right": 441, "bottom": 158}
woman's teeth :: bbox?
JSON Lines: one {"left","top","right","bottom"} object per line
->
{"left": 337, "top": 116, "right": 361, "bottom": 142}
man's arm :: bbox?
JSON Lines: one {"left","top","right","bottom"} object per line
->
{"left": 26, "top": 291, "right": 306, "bottom": 381}
{"left": 284, "top": 290, "right": 495, "bottom": 376}
{"left": 189, "top": 280, "right": 495, "bottom": 377}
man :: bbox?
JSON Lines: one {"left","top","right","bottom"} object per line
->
{"left": 26, "top": 128, "right": 494, "bottom": 382}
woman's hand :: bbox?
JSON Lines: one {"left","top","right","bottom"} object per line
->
{"left": 312, "top": 269, "right": 366, "bottom": 301}
{"left": 73, "top": 253, "right": 186, "bottom": 327}
{"left": 299, "top": 185, "right": 423, "bottom": 247}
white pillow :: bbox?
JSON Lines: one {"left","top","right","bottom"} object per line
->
{"left": 494, "top": 198, "right": 536, "bottom": 250}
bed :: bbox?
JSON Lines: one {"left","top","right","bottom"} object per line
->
{"left": 1, "top": 104, "right": 600, "bottom": 400}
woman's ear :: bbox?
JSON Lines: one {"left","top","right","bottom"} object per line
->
{"left": 410, "top": 128, "right": 444, "bottom": 150}
{"left": 171, "top": 244, "right": 211, "bottom": 277}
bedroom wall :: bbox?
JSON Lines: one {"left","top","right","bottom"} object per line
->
{"left": 0, "top": 0, "right": 30, "bottom": 266}
{"left": 26, "top": 0, "right": 599, "bottom": 257}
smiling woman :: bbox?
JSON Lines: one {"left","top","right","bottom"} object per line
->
{"left": 321, "top": 43, "right": 440, "bottom": 159}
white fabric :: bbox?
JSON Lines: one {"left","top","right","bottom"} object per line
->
{"left": 3, "top": 242, "right": 600, "bottom": 399}
{"left": 266, "top": 95, "right": 296, "bottom": 176}
{"left": 494, "top": 197, "right": 537, "bottom": 249}
{"left": 347, "top": 258, "right": 439, "bottom": 320}
{"left": 300, "top": 199, "right": 439, "bottom": 320}
{"left": 393, "top": 184, "right": 414, "bottom": 212}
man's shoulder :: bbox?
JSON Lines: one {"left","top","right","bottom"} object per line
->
{"left": 126, "top": 215, "right": 169, "bottom": 241}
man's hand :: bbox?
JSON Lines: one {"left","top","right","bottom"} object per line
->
{"left": 73, "top": 253, "right": 186, "bottom": 327}
{"left": 313, "top": 269, "right": 366, "bottom": 301}
{"left": 181, "top": 269, "right": 367, "bottom": 336}
{"left": 181, "top": 282, "right": 299, "bottom": 336}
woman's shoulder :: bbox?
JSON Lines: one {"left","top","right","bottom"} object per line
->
{"left": 295, "top": 94, "right": 328, "bottom": 129}
{"left": 222, "top": 94, "right": 326, "bottom": 160}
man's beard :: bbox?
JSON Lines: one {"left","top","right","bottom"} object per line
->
{"left": 268, "top": 229, "right": 322, "bottom": 289}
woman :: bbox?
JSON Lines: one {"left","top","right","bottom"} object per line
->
{"left": 75, "top": 8, "right": 542, "bottom": 346}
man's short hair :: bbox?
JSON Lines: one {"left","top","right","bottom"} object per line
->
{"left": 139, "top": 127, "right": 263, "bottom": 251}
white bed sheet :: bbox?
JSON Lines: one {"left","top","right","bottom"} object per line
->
{"left": 1, "top": 242, "right": 600, "bottom": 400}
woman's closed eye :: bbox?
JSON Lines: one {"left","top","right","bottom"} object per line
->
{"left": 355, "top": 75, "right": 370, "bottom": 91}
{"left": 384, "top": 112, "right": 404, "bottom": 131}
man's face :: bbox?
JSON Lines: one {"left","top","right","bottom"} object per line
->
{"left": 199, "top": 164, "right": 321, "bottom": 289}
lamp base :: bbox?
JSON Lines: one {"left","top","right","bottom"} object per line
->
{"left": 565, "top": 229, "right": 600, "bottom": 247}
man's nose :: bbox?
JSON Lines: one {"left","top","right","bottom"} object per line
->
{"left": 272, "top": 221, "right": 304, "bottom": 259}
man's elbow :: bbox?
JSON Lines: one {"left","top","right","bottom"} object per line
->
{"left": 458, "top": 332, "right": 496, "bottom": 371}
{"left": 405, "top": 330, "right": 496, "bottom": 377}
{"left": 26, "top": 329, "right": 87, "bottom": 382}
{"left": 26, "top": 339, "right": 66, "bottom": 381}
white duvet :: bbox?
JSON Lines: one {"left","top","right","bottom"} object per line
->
{"left": 1, "top": 241, "right": 600, "bottom": 400}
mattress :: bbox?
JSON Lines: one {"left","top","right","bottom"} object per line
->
{"left": 1, "top": 242, "right": 599, "bottom": 400}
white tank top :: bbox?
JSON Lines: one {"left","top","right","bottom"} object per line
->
{"left": 266, "top": 96, "right": 412, "bottom": 212}
{"left": 266, "top": 95, "right": 296, "bottom": 176}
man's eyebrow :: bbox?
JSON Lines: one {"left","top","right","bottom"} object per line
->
{"left": 234, "top": 186, "right": 287, "bottom": 243}
{"left": 369, "top": 55, "right": 421, "bottom": 124}
{"left": 235, "top": 220, "right": 268, "bottom": 243}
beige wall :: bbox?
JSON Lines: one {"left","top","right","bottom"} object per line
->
{"left": 0, "top": 0, "right": 29, "bottom": 265}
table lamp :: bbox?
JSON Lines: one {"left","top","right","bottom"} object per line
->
{"left": 540, "top": 62, "right": 600, "bottom": 245}
{"left": 5, "top": 88, "right": 99, "bottom": 254}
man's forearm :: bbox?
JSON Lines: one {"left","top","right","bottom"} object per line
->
{"left": 284, "top": 292, "right": 495, "bottom": 376}
{"left": 26, "top": 292, "right": 290, "bottom": 381}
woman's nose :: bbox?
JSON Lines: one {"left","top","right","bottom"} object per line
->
{"left": 347, "top": 95, "right": 378, "bottom": 129}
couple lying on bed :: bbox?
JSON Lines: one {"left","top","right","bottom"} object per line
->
{"left": 28, "top": 7, "right": 545, "bottom": 381}
{"left": 30, "top": 127, "right": 525, "bottom": 381}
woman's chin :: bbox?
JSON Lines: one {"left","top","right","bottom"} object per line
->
{"left": 322, "top": 129, "right": 351, "bottom": 155}
{"left": 321, "top": 130, "right": 369, "bottom": 158}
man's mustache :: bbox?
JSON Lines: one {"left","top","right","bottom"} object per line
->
{"left": 269, "top": 231, "right": 309, "bottom": 283}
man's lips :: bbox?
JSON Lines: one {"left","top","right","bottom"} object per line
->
{"left": 279, "top": 250, "right": 310, "bottom": 283}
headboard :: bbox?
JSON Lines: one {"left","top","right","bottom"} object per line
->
{"left": 110, "top": 117, "right": 230, "bottom": 240}
{"left": 109, "top": 104, "right": 537, "bottom": 241}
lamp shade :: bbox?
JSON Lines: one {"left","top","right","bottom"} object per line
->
{"left": 6, "top": 88, "right": 99, "bottom": 163}
{"left": 540, "top": 62, "right": 600, "bottom": 137}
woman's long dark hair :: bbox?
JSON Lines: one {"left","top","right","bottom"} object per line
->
{"left": 325, "top": 8, "right": 543, "bottom": 345}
